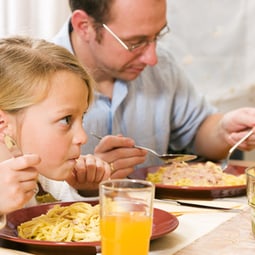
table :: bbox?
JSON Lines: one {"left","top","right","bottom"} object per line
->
{"left": 149, "top": 160, "right": 254, "bottom": 255}
{"left": 1, "top": 160, "right": 254, "bottom": 255}
{"left": 150, "top": 196, "right": 250, "bottom": 255}
{"left": 174, "top": 208, "right": 255, "bottom": 255}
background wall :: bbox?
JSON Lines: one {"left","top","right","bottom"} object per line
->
{"left": 0, "top": 0, "right": 70, "bottom": 39}
{"left": 161, "top": 0, "right": 255, "bottom": 160}
{"left": 163, "top": 0, "right": 255, "bottom": 114}
{"left": 1, "top": 0, "right": 254, "bottom": 160}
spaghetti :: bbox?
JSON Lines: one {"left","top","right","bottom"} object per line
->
{"left": 18, "top": 202, "right": 100, "bottom": 242}
{"left": 146, "top": 161, "right": 246, "bottom": 186}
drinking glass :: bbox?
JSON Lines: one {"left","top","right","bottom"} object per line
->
{"left": 99, "top": 179, "right": 155, "bottom": 255}
{"left": 246, "top": 166, "right": 255, "bottom": 236}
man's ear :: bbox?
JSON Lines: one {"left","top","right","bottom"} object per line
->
{"left": 71, "top": 10, "right": 92, "bottom": 39}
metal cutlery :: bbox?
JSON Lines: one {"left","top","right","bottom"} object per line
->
{"left": 90, "top": 132, "right": 197, "bottom": 164}
{"left": 154, "top": 199, "right": 242, "bottom": 211}
{"left": 221, "top": 129, "right": 253, "bottom": 170}
{"left": 4, "top": 134, "right": 23, "bottom": 157}
{"left": 3, "top": 134, "right": 53, "bottom": 199}
{"left": 134, "top": 145, "right": 197, "bottom": 164}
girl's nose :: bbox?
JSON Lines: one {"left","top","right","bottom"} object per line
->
{"left": 74, "top": 125, "right": 87, "bottom": 145}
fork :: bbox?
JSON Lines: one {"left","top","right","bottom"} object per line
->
{"left": 4, "top": 134, "right": 23, "bottom": 157}
{"left": 134, "top": 145, "right": 197, "bottom": 163}
{"left": 90, "top": 132, "right": 197, "bottom": 164}
{"left": 221, "top": 129, "right": 253, "bottom": 170}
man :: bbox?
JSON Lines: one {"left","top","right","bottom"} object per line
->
{"left": 53, "top": 0, "right": 255, "bottom": 180}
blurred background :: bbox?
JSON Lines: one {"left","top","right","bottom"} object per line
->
{"left": 0, "top": 0, "right": 70, "bottom": 39}
{"left": 1, "top": 0, "right": 255, "bottom": 160}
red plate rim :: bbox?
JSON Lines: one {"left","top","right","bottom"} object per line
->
{"left": 0, "top": 201, "right": 179, "bottom": 247}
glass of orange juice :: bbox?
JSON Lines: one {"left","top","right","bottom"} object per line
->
{"left": 99, "top": 179, "right": 155, "bottom": 255}
{"left": 246, "top": 166, "right": 255, "bottom": 236}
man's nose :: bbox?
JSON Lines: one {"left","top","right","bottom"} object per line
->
{"left": 139, "top": 42, "right": 158, "bottom": 66}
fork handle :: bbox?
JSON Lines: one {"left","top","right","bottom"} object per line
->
{"left": 229, "top": 129, "right": 253, "bottom": 154}
{"left": 134, "top": 145, "right": 159, "bottom": 157}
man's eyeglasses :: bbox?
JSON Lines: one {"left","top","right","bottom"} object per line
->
{"left": 102, "top": 23, "right": 170, "bottom": 52}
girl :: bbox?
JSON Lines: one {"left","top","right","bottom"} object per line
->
{"left": 0, "top": 36, "right": 111, "bottom": 228}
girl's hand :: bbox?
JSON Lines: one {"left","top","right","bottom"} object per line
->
{"left": 0, "top": 154, "right": 40, "bottom": 214}
{"left": 66, "top": 154, "right": 111, "bottom": 193}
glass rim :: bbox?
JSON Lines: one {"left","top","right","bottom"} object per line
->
{"left": 245, "top": 166, "right": 255, "bottom": 177}
{"left": 100, "top": 178, "right": 154, "bottom": 190}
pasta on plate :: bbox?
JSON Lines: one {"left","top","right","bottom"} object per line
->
{"left": 18, "top": 202, "right": 100, "bottom": 242}
{"left": 146, "top": 161, "right": 246, "bottom": 186}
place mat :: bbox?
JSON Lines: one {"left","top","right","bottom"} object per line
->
{"left": 174, "top": 207, "right": 255, "bottom": 255}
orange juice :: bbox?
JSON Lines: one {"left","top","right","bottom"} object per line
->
{"left": 100, "top": 213, "right": 152, "bottom": 255}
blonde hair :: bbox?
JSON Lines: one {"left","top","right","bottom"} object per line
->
{"left": 0, "top": 36, "right": 94, "bottom": 112}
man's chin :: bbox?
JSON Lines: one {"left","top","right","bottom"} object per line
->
{"left": 119, "top": 71, "right": 141, "bottom": 81}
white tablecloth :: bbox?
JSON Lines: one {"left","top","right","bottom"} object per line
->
{"left": 149, "top": 196, "right": 248, "bottom": 255}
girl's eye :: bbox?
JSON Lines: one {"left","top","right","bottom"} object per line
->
{"left": 60, "top": 116, "right": 72, "bottom": 125}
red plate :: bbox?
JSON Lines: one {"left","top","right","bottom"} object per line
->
{"left": 0, "top": 201, "right": 178, "bottom": 255}
{"left": 130, "top": 164, "right": 247, "bottom": 199}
